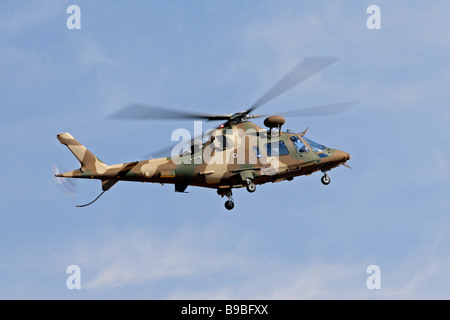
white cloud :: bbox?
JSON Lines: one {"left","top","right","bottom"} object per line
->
{"left": 168, "top": 259, "right": 366, "bottom": 300}
{"left": 75, "top": 228, "right": 242, "bottom": 290}
{"left": 61, "top": 225, "right": 450, "bottom": 299}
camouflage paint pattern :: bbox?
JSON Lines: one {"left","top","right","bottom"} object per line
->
{"left": 56, "top": 121, "right": 350, "bottom": 194}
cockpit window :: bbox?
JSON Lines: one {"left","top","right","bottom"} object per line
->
{"left": 290, "top": 136, "right": 309, "bottom": 153}
{"left": 265, "top": 140, "right": 289, "bottom": 157}
{"left": 303, "top": 136, "right": 326, "bottom": 152}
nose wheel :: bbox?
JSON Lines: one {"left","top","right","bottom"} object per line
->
{"left": 245, "top": 178, "right": 256, "bottom": 193}
{"left": 321, "top": 172, "right": 331, "bottom": 185}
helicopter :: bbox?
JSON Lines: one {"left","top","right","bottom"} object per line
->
{"left": 55, "top": 57, "right": 354, "bottom": 210}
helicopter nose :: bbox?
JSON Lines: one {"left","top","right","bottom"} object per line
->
{"left": 333, "top": 150, "right": 351, "bottom": 162}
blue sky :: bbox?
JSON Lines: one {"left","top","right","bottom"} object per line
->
{"left": 1, "top": 0, "right": 450, "bottom": 299}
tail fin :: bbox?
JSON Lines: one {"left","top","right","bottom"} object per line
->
{"left": 57, "top": 133, "right": 107, "bottom": 172}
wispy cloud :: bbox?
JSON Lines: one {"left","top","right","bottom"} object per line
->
{"left": 0, "top": 1, "right": 64, "bottom": 34}
{"left": 74, "top": 228, "right": 243, "bottom": 291}
{"left": 60, "top": 225, "right": 450, "bottom": 299}
{"left": 78, "top": 38, "right": 119, "bottom": 68}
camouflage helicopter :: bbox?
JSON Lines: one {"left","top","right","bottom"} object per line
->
{"left": 55, "top": 57, "right": 354, "bottom": 210}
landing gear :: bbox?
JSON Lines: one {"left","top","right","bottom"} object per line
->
{"left": 217, "top": 179, "right": 256, "bottom": 210}
{"left": 218, "top": 189, "right": 235, "bottom": 211}
{"left": 225, "top": 200, "right": 234, "bottom": 210}
{"left": 245, "top": 178, "right": 256, "bottom": 193}
{"left": 321, "top": 172, "right": 331, "bottom": 185}
{"left": 246, "top": 182, "right": 256, "bottom": 193}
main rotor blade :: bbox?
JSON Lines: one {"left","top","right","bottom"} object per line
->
{"left": 108, "top": 104, "right": 232, "bottom": 121}
{"left": 254, "top": 100, "right": 359, "bottom": 118}
{"left": 246, "top": 57, "right": 338, "bottom": 114}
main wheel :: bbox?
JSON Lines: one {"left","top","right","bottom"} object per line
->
{"left": 321, "top": 175, "right": 331, "bottom": 185}
{"left": 246, "top": 182, "right": 256, "bottom": 193}
{"left": 225, "top": 200, "right": 235, "bottom": 210}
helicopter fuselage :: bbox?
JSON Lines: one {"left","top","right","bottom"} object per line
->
{"left": 56, "top": 120, "right": 350, "bottom": 208}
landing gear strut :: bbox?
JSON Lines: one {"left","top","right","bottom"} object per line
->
{"left": 321, "top": 171, "right": 331, "bottom": 185}
{"left": 218, "top": 189, "right": 235, "bottom": 211}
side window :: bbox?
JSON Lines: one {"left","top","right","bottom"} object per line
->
{"left": 252, "top": 146, "right": 263, "bottom": 158}
{"left": 265, "top": 140, "right": 289, "bottom": 157}
{"left": 290, "top": 136, "right": 309, "bottom": 153}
